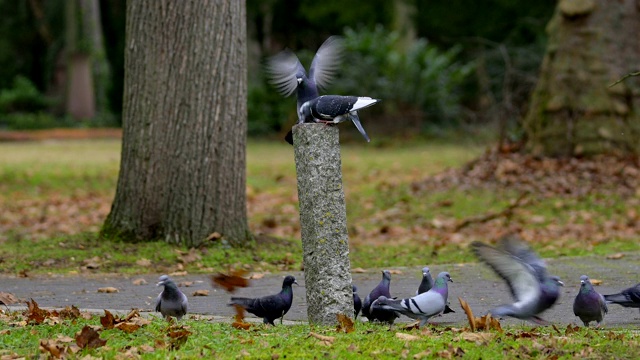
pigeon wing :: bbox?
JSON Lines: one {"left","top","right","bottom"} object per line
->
{"left": 472, "top": 241, "right": 541, "bottom": 305}
{"left": 309, "top": 36, "right": 344, "bottom": 91}
{"left": 499, "top": 235, "right": 548, "bottom": 280}
{"left": 265, "top": 49, "right": 305, "bottom": 97}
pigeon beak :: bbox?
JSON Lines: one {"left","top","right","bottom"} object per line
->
{"left": 293, "top": 280, "right": 299, "bottom": 286}
{"left": 448, "top": 277, "right": 453, "bottom": 283}
{"left": 297, "top": 78, "right": 303, "bottom": 84}
{"left": 580, "top": 280, "right": 585, "bottom": 284}
{"left": 156, "top": 281, "right": 163, "bottom": 287}
{"left": 558, "top": 280, "right": 565, "bottom": 287}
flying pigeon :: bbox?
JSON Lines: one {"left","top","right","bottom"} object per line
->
{"left": 471, "top": 235, "right": 564, "bottom": 324}
{"left": 265, "top": 36, "right": 344, "bottom": 144}
{"left": 353, "top": 285, "right": 362, "bottom": 319}
{"left": 155, "top": 275, "right": 188, "bottom": 320}
{"left": 416, "top": 266, "right": 455, "bottom": 314}
{"left": 374, "top": 272, "right": 453, "bottom": 327}
{"left": 604, "top": 282, "right": 640, "bottom": 312}
{"left": 361, "top": 270, "right": 399, "bottom": 324}
{"left": 228, "top": 275, "right": 298, "bottom": 325}
{"left": 298, "top": 95, "right": 379, "bottom": 142}
{"left": 573, "top": 275, "right": 607, "bottom": 327}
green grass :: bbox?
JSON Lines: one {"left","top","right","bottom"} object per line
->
{"left": 0, "top": 312, "right": 636, "bottom": 359}
{"left": 0, "top": 138, "right": 639, "bottom": 276}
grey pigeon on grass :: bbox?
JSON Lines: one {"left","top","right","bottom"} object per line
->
{"left": 353, "top": 285, "right": 362, "bottom": 319}
{"left": 573, "top": 275, "right": 607, "bottom": 327}
{"left": 361, "top": 270, "right": 399, "bottom": 324}
{"left": 604, "top": 283, "right": 640, "bottom": 312}
{"left": 298, "top": 95, "right": 379, "bottom": 142}
{"left": 374, "top": 272, "right": 453, "bottom": 327}
{"left": 155, "top": 275, "right": 188, "bottom": 320}
{"left": 416, "top": 267, "right": 455, "bottom": 314}
{"left": 471, "top": 235, "right": 564, "bottom": 324}
{"left": 265, "top": 36, "right": 344, "bottom": 145}
{"left": 228, "top": 275, "right": 297, "bottom": 325}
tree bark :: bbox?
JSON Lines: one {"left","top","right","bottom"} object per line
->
{"left": 524, "top": 0, "right": 640, "bottom": 156}
{"left": 103, "top": 0, "right": 250, "bottom": 247}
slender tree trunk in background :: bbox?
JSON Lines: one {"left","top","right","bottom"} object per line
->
{"left": 65, "top": 0, "right": 95, "bottom": 119}
{"left": 80, "top": 0, "right": 111, "bottom": 117}
{"left": 103, "top": 0, "right": 250, "bottom": 247}
{"left": 524, "top": 0, "right": 640, "bottom": 156}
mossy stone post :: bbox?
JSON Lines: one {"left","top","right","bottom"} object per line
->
{"left": 293, "top": 123, "right": 353, "bottom": 325}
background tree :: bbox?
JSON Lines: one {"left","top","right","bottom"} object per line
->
{"left": 102, "top": 0, "right": 250, "bottom": 247}
{"left": 524, "top": 0, "right": 640, "bottom": 156}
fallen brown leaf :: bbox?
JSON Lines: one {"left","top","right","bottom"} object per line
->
{"left": 606, "top": 253, "right": 625, "bottom": 260}
{"left": 460, "top": 332, "right": 494, "bottom": 343}
{"left": 97, "top": 287, "right": 119, "bottom": 294}
{"left": 167, "top": 325, "right": 192, "bottom": 350}
{"left": 336, "top": 313, "right": 355, "bottom": 333}
{"left": 233, "top": 304, "right": 246, "bottom": 323}
{"left": 75, "top": 325, "right": 106, "bottom": 349}
{"left": 115, "top": 322, "right": 141, "bottom": 333}
{"left": 132, "top": 278, "right": 148, "bottom": 286}
{"left": 39, "top": 339, "right": 65, "bottom": 359}
{"left": 388, "top": 269, "right": 403, "bottom": 275}
{"left": 232, "top": 321, "right": 252, "bottom": 330}
{"left": 100, "top": 310, "right": 115, "bottom": 329}
{"left": 0, "top": 292, "right": 19, "bottom": 306}
{"left": 351, "top": 267, "right": 366, "bottom": 273}
{"left": 59, "top": 305, "right": 80, "bottom": 320}
{"left": 23, "top": 299, "right": 50, "bottom": 325}
{"left": 135, "top": 258, "right": 152, "bottom": 267}
{"left": 413, "top": 350, "right": 432, "bottom": 359}
{"left": 250, "top": 273, "right": 265, "bottom": 280}
{"left": 395, "top": 333, "right": 420, "bottom": 341}
{"left": 192, "top": 290, "right": 209, "bottom": 296}
{"left": 458, "top": 297, "right": 475, "bottom": 331}
{"left": 211, "top": 270, "right": 249, "bottom": 293}
{"left": 309, "top": 332, "right": 335, "bottom": 345}
{"left": 589, "top": 278, "right": 603, "bottom": 285}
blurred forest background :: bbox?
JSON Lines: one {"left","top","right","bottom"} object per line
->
{"left": 0, "top": 0, "right": 556, "bottom": 143}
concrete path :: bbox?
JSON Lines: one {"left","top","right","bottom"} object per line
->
{"left": 2, "top": 253, "right": 639, "bottom": 327}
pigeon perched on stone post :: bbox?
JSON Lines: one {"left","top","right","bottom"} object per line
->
{"left": 373, "top": 272, "right": 453, "bottom": 327}
{"left": 298, "top": 95, "right": 379, "bottom": 142}
{"left": 228, "top": 275, "right": 298, "bottom": 325}
{"left": 604, "top": 282, "right": 640, "bottom": 312}
{"left": 471, "top": 235, "right": 564, "bottom": 324}
{"left": 155, "top": 275, "right": 188, "bottom": 320}
{"left": 573, "top": 275, "right": 607, "bottom": 327}
{"left": 265, "top": 36, "right": 344, "bottom": 144}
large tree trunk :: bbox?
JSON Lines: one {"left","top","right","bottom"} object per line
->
{"left": 103, "top": 0, "right": 250, "bottom": 247}
{"left": 524, "top": 0, "right": 640, "bottom": 156}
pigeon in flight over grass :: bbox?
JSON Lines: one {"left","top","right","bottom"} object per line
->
{"left": 298, "top": 95, "right": 379, "bottom": 142}
{"left": 471, "top": 235, "right": 564, "bottom": 324}
{"left": 265, "top": 36, "right": 344, "bottom": 144}
{"left": 228, "top": 275, "right": 298, "bottom": 325}
{"left": 374, "top": 272, "right": 453, "bottom": 327}
{"left": 155, "top": 275, "right": 188, "bottom": 320}
{"left": 573, "top": 275, "right": 607, "bottom": 327}
{"left": 416, "top": 266, "right": 455, "bottom": 314}
{"left": 604, "top": 282, "right": 640, "bottom": 312}
{"left": 361, "top": 270, "right": 399, "bottom": 324}
{"left": 353, "top": 285, "right": 362, "bottom": 319}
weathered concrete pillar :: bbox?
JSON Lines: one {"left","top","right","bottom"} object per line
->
{"left": 292, "top": 124, "right": 353, "bottom": 325}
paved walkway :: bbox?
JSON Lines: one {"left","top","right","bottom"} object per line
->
{"left": 2, "top": 254, "right": 640, "bottom": 327}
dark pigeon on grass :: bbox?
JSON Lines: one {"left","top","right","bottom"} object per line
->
{"left": 361, "top": 270, "right": 399, "bottom": 324}
{"left": 265, "top": 36, "right": 344, "bottom": 145}
{"left": 573, "top": 275, "right": 607, "bottom": 327}
{"left": 155, "top": 275, "right": 188, "bottom": 320}
{"left": 228, "top": 275, "right": 297, "bottom": 325}
{"left": 353, "top": 285, "right": 362, "bottom": 319}
{"left": 471, "top": 235, "right": 564, "bottom": 324}
{"left": 604, "top": 282, "right": 640, "bottom": 312}
{"left": 416, "top": 266, "right": 455, "bottom": 314}
{"left": 374, "top": 272, "right": 453, "bottom": 327}
{"left": 298, "top": 95, "right": 379, "bottom": 142}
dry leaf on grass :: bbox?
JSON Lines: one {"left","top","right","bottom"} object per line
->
{"left": 75, "top": 325, "right": 106, "bottom": 349}
{"left": 192, "top": 290, "right": 209, "bottom": 296}
{"left": 232, "top": 321, "right": 252, "bottom": 330}
{"left": 351, "top": 267, "right": 366, "bottom": 273}
{"left": 59, "top": 305, "right": 80, "bottom": 320}
{"left": 114, "top": 322, "right": 140, "bottom": 333}
{"left": 458, "top": 297, "right": 475, "bottom": 331}
{"left": 23, "top": 299, "right": 52, "bottom": 325}
{"left": 39, "top": 339, "right": 65, "bottom": 359}
{"left": 211, "top": 270, "right": 249, "bottom": 293}
{"left": 395, "top": 333, "right": 420, "bottom": 341}
{"left": 336, "top": 314, "right": 355, "bottom": 333}
{"left": 413, "top": 350, "right": 432, "bottom": 359}
{"left": 100, "top": 309, "right": 116, "bottom": 329}
{"left": 135, "top": 258, "right": 152, "bottom": 267}
{"left": 97, "top": 287, "right": 119, "bottom": 293}
{"left": 460, "top": 332, "right": 494, "bottom": 343}
{"left": 606, "top": 253, "right": 624, "bottom": 260}
{"left": 309, "top": 332, "right": 335, "bottom": 346}
{"left": 0, "top": 292, "right": 19, "bottom": 306}
{"left": 167, "top": 325, "right": 192, "bottom": 350}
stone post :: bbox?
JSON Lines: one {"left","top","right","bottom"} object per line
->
{"left": 292, "top": 124, "right": 353, "bottom": 325}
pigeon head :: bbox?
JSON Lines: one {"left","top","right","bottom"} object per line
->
{"left": 157, "top": 275, "right": 172, "bottom": 287}
{"left": 436, "top": 272, "right": 453, "bottom": 285}
{"left": 550, "top": 275, "right": 565, "bottom": 287}
{"left": 283, "top": 275, "right": 298, "bottom": 288}
{"left": 382, "top": 270, "right": 392, "bottom": 281}
{"left": 352, "top": 285, "right": 358, "bottom": 293}
{"left": 422, "top": 267, "right": 430, "bottom": 277}
{"left": 579, "top": 275, "right": 594, "bottom": 292}
{"left": 580, "top": 275, "right": 589, "bottom": 284}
